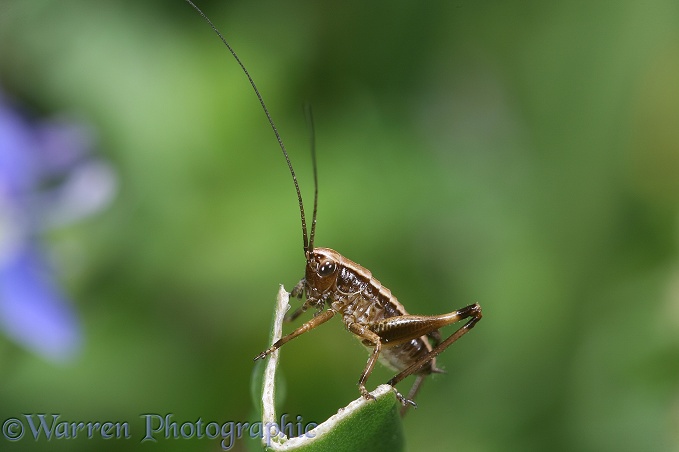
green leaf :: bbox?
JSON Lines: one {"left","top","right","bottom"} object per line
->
{"left": 253, "top": 286, "right": 404, "bottom": 452}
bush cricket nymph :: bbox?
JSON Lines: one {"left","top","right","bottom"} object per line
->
{"left": 185, "top": 0, "right": 482, "bottom": 416}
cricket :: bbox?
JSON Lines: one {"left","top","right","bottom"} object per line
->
{"left": 185, "top": 0, "right": 483, "bottom": 415}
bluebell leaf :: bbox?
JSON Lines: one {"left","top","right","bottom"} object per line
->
{"left": 255, "top": 286, "right": 404, "bottom": 451}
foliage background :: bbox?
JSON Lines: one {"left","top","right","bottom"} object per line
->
{"left": 1, "top": 0, "right": 679, "bottom": 450}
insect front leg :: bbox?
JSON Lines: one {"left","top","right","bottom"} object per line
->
{"left": 290, "top": 278, "right": 305, "bottom": 299}
{"left": 284, "top": 279, "right": 308, "bottom": 321}
{"left": 286, "top": 279, "right": 329, "bottom": 322}
{"left": 254, "top": 308, "right": 336, "bottom": 360}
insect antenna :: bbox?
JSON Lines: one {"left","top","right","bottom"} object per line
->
{"left": 184, "top": 0, "right": 311, "bottom": 254}
{"left": 304, "top": 104, "right": 319, "bottom": 253}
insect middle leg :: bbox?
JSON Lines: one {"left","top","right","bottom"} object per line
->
{"left": 345, "top": 321, "right": 385, "bottom": 400}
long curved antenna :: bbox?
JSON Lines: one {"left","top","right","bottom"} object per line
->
{"left": 184, "top": 0, "right": 310, "bottom": 253}
{"left": 304, "top": 104, "right": 318, "bottom": 253}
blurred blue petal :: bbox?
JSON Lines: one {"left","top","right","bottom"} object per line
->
{"left": 0, "top": 93, "right": 36, "bottom": 196}
{"left": 38, "top": 158, "right": 118, "bottom": 230}
{"left": 0, "top": 245, "right": 81, "bottom": 361}
{"left": 0, "top": 88, "right": 114, "bottom": 362}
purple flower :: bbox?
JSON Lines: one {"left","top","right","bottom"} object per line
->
{"left": 0, "top": 89, "right": 116, "bottom": 362}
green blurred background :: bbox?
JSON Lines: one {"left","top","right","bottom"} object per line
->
{"left": 2, "top": 0, "right": 679, "bottom": 450}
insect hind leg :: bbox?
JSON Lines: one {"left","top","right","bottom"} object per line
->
{"left": 396, "top": 374, "right": 427, "bottom": 416}
{"left": 387, "top": 303, "right": 482, "bottom": 406}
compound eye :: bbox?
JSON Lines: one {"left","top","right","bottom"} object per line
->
{"left": 318, "top": 260, "right": 336, "bottom": 277}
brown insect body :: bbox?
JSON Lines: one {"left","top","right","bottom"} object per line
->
{"left": 294, "top": 247, "right": 442, "bottom": 375}
{"left": 185, "top": 0, "right": 482, "bottom": 415}
{"left": 274, "top": 246, "right": 482, "bottom": 412}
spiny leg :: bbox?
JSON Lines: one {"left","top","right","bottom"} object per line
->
{"left": 285, "top": 304, "right": 308, "bottom": 322}
{"left": 254, "top": 308, "right": 336, "bottom": 360}
{"left": 286, "top": 279, "right": 308, "bottom": 322}
{"left": 365, "top": 303, "right": 481, "bottom": 406}
{"left": 346, "top": 322, "right": 384, "bottom": 400}
{"left": 290, "top": 279, "right": 305, "bottom": 299}
{"left": 369, "top": 304, "right": 480, "bottom": 346}
{"left": 388, "top": 303, "right": 482, "bottom": 393}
